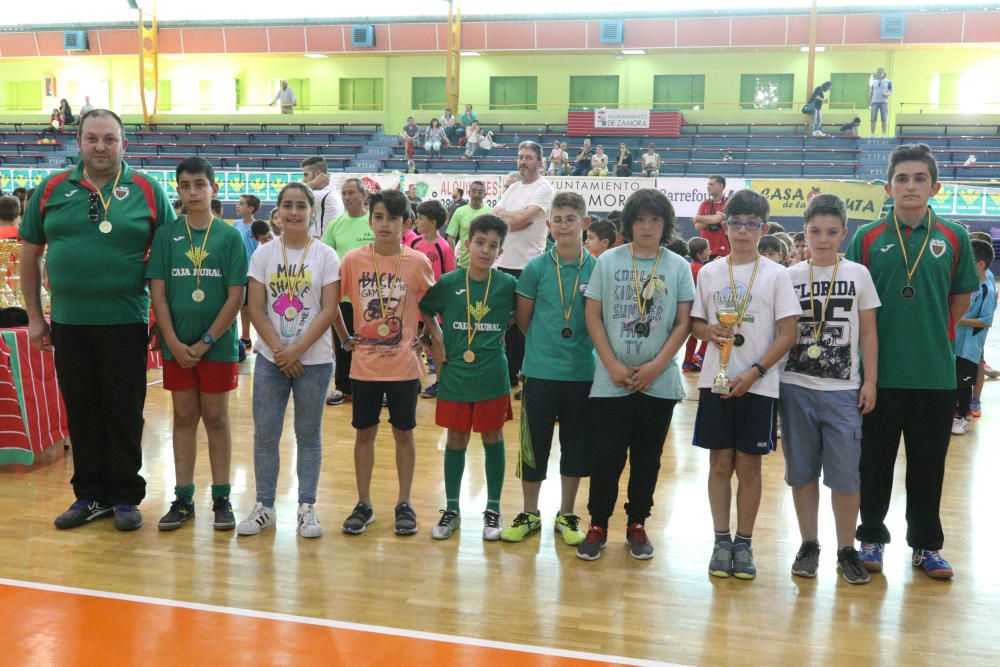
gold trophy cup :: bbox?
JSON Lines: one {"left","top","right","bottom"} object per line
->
{"left": 712, "top": 309, "right": 740, "bottom": 395}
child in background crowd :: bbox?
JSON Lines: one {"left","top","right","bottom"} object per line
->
{"left": 758, "top": 235, "right": 784, "bottom": 264}
{"left": 251, "top": 220, "right": 274, "bottom": 245}
{"left": 585, "top": 219, "right": 618, "bottom": 258}
{"left": 411, "top": 200, "right": 457, "bottom": 399}
{"left": 684, "top": 237, "right": 711, "bottom": 372}
{"left": 968, "top": 230, "right": 995, "bottom": 418}
{"left": 952, "top": 239, "right": 996, "bottom": 435}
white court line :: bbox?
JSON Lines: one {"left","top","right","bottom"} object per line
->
{"left": 0, "top": 577, "right": 683, "bottom": 667}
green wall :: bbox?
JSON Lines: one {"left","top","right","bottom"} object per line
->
{"left": 2, "top": 47, "right": 999, "bottom": 134}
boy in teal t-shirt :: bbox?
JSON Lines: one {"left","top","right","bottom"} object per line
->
{"left": 501, "top": 192, "right": 596, "bottom": 547}
{"left": 147, "top": 157, "right": 249, "bottom": 532}
{"left": 420, "top": 215, "right": 517, "bottom": 542}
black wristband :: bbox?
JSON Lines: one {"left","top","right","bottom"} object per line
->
{"left": 752, "top": 362, "right": 767, "bottom": 377}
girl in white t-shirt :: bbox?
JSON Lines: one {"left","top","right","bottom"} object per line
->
{"left": 238, "top": 182, "right": 349, "bottom": 539}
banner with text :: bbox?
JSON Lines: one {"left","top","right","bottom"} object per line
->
{"left": 400, "top": 174, "right": 505, "bottom": 209}
{"left": 549, "top": 176, "right": 658, "bottom": 213}
{"left": 655, "top": 177, "right": 749, "bottom": 218}
{"left": 744, "top": 179, "right": 889, "bottom": 222}
{"left": 930, "top": 183, "right": 1000, "bottom": 218}
{"left": 594, "top": 109, "right": 651, "bottom": 129}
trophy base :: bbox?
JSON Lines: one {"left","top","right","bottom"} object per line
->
{"left": 712, "top": 373, "right": 731, "bottom": 395}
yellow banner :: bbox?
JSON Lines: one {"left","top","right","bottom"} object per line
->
{"left": 745, "top": 179, "right": 888, "bottom": 222}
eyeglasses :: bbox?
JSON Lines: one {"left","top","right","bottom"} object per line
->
{"left": 725, "top": 219, "right": 765, "bottom": 231}
{"left": 88, "top": 191, "right": 100, "bottom": 222}
{"left": 550, "top": 218, "right": 580, "bottom": 228}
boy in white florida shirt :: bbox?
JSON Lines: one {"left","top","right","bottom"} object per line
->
{"left": 690, "top": 189, "right": 800, "bottom": 580}
{"left": 780, "top": 194, "right": 880, "bottom": 585}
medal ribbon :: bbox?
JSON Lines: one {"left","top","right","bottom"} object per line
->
{"left": 184, "top": 216, "right": 215, "bottom": 295}
{"left": 551, "top": 249, "right": 585, "bottom": 331}
{"left": 370, "top": 244, "right": 405, "bottom": 324}
{"left": 891, "top": 207, "right": 933, "bottom": 289}
{"left": 726, "top": 255, "right": 761, "bottom": 328}
{"left": 83, "top": 167, "right": 123, "bottom": 224}
{"left": 807, "top": 257, "right": 840, "bottom": 345}
{"left": 629, "top": 244, "right": 663, "bottom": 321}
{"left": 465, "top": 268, "right": 493, "bottom": 353}
{"left": 280, "top": 234, "right": 314, "bottom": 297}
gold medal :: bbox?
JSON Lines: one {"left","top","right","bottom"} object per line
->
{"left": 192, "top": 289, "right": 205, "bottom": 303}
{"left": 185, "top": 216, "right": 217, "bottom": 305}
{"left": 807, "top": 258, "right": 841, "bottom": 358}
{"left": 629, "top": 244, "right": 663, "bottom": 337}
{"left": 98, "top": 220, "right": 112, "bottom": 234}
{"left": 284, "top": 306, "right": 298, "bottom": 319}
{"left": 552, "top": 249, "right": 585, "bottom": 341}
{"left": 807, "top": 344, "right": 822, "bottom": 359}
{"left": 377, "top": 324, "right": 391, "bottom": 336}
{"left": 726, "top": 254, "right": 761, "bottom": 346}
{"left": 84, "top": 166, "right": 122, "bottom": 236}
{"left": 370, "top": 244, "right": 405, "bottom": 340}
{"left": 463, "top": 349, "right": 476, "bottom": 363}
{"left": 464, "top": 267, "right": 494, "bottom": 364}
{"left": 891, "top": 208, "right": 933, "bottom": 301}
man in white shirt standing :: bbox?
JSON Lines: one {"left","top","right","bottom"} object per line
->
{"left": 300, "top": 156, "right": 344, "bottom": 239}
{"left": 492, "top": 141, "right": 555, "bottom": 396}
{"left": 868, "top": 68, "right": 892, "bottom": 138}
{"left": 270, "top": 80, "right": 297, "bottom": 114}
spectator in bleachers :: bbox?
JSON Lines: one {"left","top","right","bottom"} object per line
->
{"left": 269, "top": 80, "right": 297, "bottom": 114}
{"left": 406, "top": 159, "right": 419, "bottom": 174}
{"left": 301, "top": 156, "right": 344, "bottom": 239}
{"left": 869, "top": 67, "right": 892, "bottom": 137}
{"left": 641, "top": 144, "right": 661, "bottom": 177}
{"left": 0, "top": 195, "right": 21, "bottom": 239}
{"left": 400, "top": 116, "right": 421, "bottom": 158}
{"left": 614, "top": 143, "right": 633, "bottom": 177}
{"left": 589, "top": 146, "right": 609, "bottom": 176}
{"left": 424, "top": 118, "right": 450, "bottom": 158}
{"left": 547, "top": 140, "right": 566, "bottom": 176}
{"left": 460, "top": 103, "right": 478, "bottom": 128}
{"left": 478, "top": 129, "right": 503, "bottom": 156}
{"left": 572, "top": 139, "right": 593, "bottom": 176}
{"left": 693, "top": 175, "right": 730, "bottom": 259}
{"left": 79, "top": 96, "right": 94, "bottom": 116}
{"left": 463, "top": 120, "right": 481, "bottom": 158}
{"left": 841, "top": 117, "right": 861, "bottom": 137}
{"left": 40, "top": 107, "right": 65, "bottom": 139}
{"left": 441, "top": 107, "right": 464, "bottom": 144}
{"left": 59, "top": 99, "right": 75, "bottom": 125}
{"left": 808, "top": 81, "right": 831, "bottom": 136}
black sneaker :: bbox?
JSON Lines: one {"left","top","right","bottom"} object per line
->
{"left": 626, "top": 522, "right": 654, "bottom": 560}
{"left": 576, "top": 525, "right": 608, "bottom": 561}
{"left": 394, "top": 501, "right": 418, "bottom": 535}
{"left": 342, "top": 501, "right": 375, "bottom": 535}
{"left": 54, "top": 499, "right": 113, "bottom": 529}
{"left": 113, "top": 504, "right": 144, "bottom": 531}
{"left": 792, "top": 540, "right": 821, "bottom": 578}
{"left": 212, "top": 496, "right": 236, "bottom": 531}
{"left": 837, "top": 546, "right": 872, "bottom": 585}
{"left": 158, "top": 499, "right": 195, "bottom": 531}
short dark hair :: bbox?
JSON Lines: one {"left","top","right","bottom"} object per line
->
{"left": 971, "top": 238, "right": 995, "bottom": 266}
{"left": 969, "top": 231, "right": 992, "bottom": 243}
{"left": 0, "top": 195, "right": 19, "bottom": 222}
{"left": 724, "top": 189, "right": 769, "bottom": 222}
{"left": 551, "top": 191, "right": 587, "bottom": 217}
{"left": 415, "top": 200, "right": 448, "bottom": 229}
{"left": 77, "top": 108, "right": 125, "bottom": 140}
{"left": 588, "top": 219, "right": 617, "bottom": 245}
{"left": 687, "top": 236, "right": 709, "bottom": 257}
{"left": 250, "top": 220, "right": 271, "bottom": 238}
{"left": 793, "top": 232, "right": 805, "bottom": 243}
{"left": 758, "top": 235, "right": 783, "bottom": 256}
{"left": 804, "top": 193, "right": 848, "bottom": 227}
{"left": 368, "top": 189, "right": 409, "bottom": 219}
{"left": 767, "top": 222, "right": 785, "bottom": 233}
{"left": 176, "top": 155, "right": 215, "bottom": 183}
{"left": 621, "top": 189, "right": 675, "bottom": 244}
{"left": 469, "top": 180, "right": 485, "bottom": 190}
{"left": 709, "top": 174, "right": 727, "bottom": 188}
{"left": 300, "top": 155, "right": 328, "bottom": 173}
{"left": 518, "top": 140, "right": 543, "bottom": 161}
{"left": 469, "top": 214, "right": 508, "bottom": 244}
{"left": 277, "top": 182, "right": 315, "bottom": 208}
{"left": 210, "top": 199, "right": 223, "bottom": 216}
{"left": 888, "top": 143, "right": 939, "bottom": 184}
{"left": 455, "top": 188, "right": 464, "bottom": 198}
{"left": 667, "top": 238, "right": 689, "bottom": 258}
{"left": 240, "top": 194, "right": 261, "bottom": 213}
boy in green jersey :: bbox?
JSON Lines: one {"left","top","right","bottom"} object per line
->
{"left": 420, "top": 215, "right": 517, "bottom": 542}
{"left": 147, "top": 157, "right": 249, "bottom": 531}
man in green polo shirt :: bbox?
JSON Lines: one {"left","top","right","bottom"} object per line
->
{"left": 845, "top": 143, "right": 977, "bottom": 579}
{"left": 446, "top": 180, "right": 492, "bottom": 268}
{"left": 320, "top": 177, "right": 373, "bottom": 405}
{"left": 19, "top": 109, "right": 175, "bottom": 532}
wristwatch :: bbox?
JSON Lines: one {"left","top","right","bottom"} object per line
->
{"left": 201, "top": 333, "right": 217, "bottom": 347}
{"left": 752, "top": 362, "right": 767, "bottom": 377}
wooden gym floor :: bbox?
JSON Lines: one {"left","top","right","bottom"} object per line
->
{"left": 1, "top": 340, "right": 998, "bottom": 666}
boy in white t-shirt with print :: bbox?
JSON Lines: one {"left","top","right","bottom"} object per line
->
{"left": 779, "top": 194, "right": 880, "bottom": 585}
{"left": 690, "top": 189, "right": 800, "bottom": 580}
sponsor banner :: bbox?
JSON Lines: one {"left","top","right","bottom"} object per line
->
{"left": 656, "top": 177, "right": 749, "bottom": 218}
{"left": 594, "top": 108, "right": 650, "bottom": 129}
{"left": 400, "top": 174, "right": 505, "bottom": 209}
{"left": 548, "top": 176, "right": 657, "bottom": 213}
{"left": 745, "top": 179, "right": 889, "bottom": 222}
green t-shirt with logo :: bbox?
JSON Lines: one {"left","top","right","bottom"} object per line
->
{"left": 845, "top": 207, "right": 978, "bottom": 389}
{"left": 18, "top": 161, "right": 176, "bottom": 325}
{"left": 419, "top": 268, "right": 517, "bottom": 402}
{"left": 321, "top": 211, "right": 374, "bottom": 261}
{"left": 517, "top": 249, "right": 596, "bottom": 382}
{"left": 445, "top": 204, "right": 492, "bottom": 268}
{"left": 146, "top": 217, "right": 249, "bottom": 362}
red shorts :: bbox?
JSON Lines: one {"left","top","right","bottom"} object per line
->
{"left": 163, "top": 360, "right": 239, "bottom": 394}
{"left": 436, "top": 395, "right": 513, "bottom": 433}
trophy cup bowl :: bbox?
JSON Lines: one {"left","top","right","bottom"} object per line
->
{"left": 712, "top": 310, "right": 740, "bottom": 395}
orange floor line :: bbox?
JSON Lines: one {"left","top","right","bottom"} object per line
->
{"left": 0, "top": 583, "right": 650, "bottom": 667}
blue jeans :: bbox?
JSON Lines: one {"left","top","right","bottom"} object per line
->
{"left": 252, "top": 355, "right": 333, "bottom": 506}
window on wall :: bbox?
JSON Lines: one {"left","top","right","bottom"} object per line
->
{"left": 489, "top": 76, "right": 538, "bottom": 111}
{"left": 569, "top": 75, "right": 619, "bottom": 109}
{"left": 829, "top": 73, "right": 871, "bottom": 111}
{"left": 339, "top": 77, "right": 382, "bottom": 111}
{"left": 653, "top": 75, "right": 705, "bottom": 110}
{"left": 739, "top": 74, "right": 794, "bottom": 110}
{"left": 412, "top": 77, "right": 445, "bottom": 112}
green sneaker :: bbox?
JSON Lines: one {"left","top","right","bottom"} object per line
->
{"left": 555, "top": 513, "right": 586, "bottom": 546}
{"left": 500, "top": 511, "right": 541, "bottom": 542}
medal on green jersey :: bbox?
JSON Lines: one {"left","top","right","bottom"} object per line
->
{"left": 185, "top": 217, "right": 215, "bottom": 302}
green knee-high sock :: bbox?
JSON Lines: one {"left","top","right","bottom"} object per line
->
{"left": 444, "top": 448, "right": 467, "bottom": 511}
{"left": 483, "top": 439, "right": 505, "bottom": 513}
{"left": 211, "top": 484, "right": 231, "bottom": 501}
{"left": 175, "top": 484, "right": 195, "bottom": 505}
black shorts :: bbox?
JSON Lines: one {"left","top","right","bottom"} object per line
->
{"left": 956, "top": 356, "right": 979, "bottom": 390}
{"left": 692, "top": 388, "right": 778, "bottom": 455}
{"left": 519, "top": 378, "right": 592, "bottom": 482}
{"left": 243, "top": 280, "right": 250, "bottom": 306}
{"left": 351, "top": 379, "right": 421, "bottom": 431}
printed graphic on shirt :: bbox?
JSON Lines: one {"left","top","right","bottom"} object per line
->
{"left": 711, "top": 280, "right": 757, "bottom": 325}
{"left": 269, "top": 260, "right": 314, "bottom": 339}
{"left": 785, "top": 279, "right": 859, "bottom": 380}
{"left": 355, "top": 270, "right": 411, "bottom": 349}
{"left": 610, "top": 266, "right": 669, "bottom": 355}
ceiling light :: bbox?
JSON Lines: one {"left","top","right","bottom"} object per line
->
{"left": 621, "top": 49, "right": 646, "bottom": 55}
{"left": 304, "top": 53, "right": 328, "bottom": 58}
{"left": 460, "top": 51, "right": 481, "bottom": 57}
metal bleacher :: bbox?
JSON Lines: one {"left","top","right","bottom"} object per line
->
{"left": 896, "top": 123, "right": 1000, "bottom": 180}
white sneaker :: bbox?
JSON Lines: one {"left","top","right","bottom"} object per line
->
{"left": 951, "top": 417, "right": 968, "bottom": 435}
{"left": 482, "top": 509, "right": 502, "bottom": 541}
{"left": 237, "top": 502, "right": 275, "bottom": 536}
{"left": 297, "top": 503, "right": 322, "bottom": 538}
{"left": 431, "top": 508, "right": 460, "bottom": 540}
